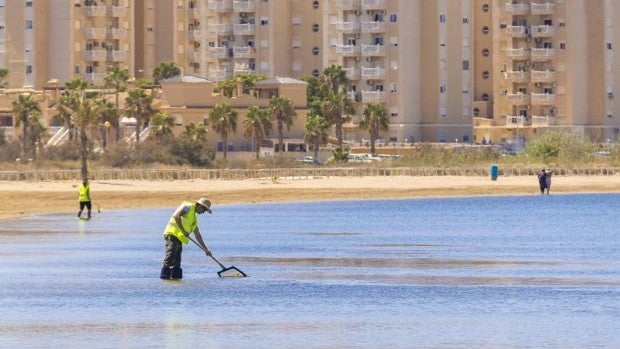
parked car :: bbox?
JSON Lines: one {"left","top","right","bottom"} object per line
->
{"left": 298, "top": 156, "right": 322, "bottom": 164}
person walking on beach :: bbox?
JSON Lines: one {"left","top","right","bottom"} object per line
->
{"left": 537, "top": 169, "right": 547, "bottom": 195}
{"left": 544, "top": 169, "right": 552, "bottom": 194}
{"left": 77, "top": 179, "right": 92, "bottom": 219}
{"left": 160, "top": 198, "right": 213, "bottom": 280}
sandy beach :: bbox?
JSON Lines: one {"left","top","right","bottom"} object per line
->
{"left": 1, "top": 174, "right": 619, "bottom": 219}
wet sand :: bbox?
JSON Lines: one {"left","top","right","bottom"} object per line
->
{"left": 1, "top": 174, "right": 619, "bottom": 219}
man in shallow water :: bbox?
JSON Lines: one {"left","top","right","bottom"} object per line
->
{"left": 160, "top": 198, "right": 213, "bottom": 280}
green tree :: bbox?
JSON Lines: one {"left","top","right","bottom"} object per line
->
{"left": 125, "top": 87, "right": 155, "bottom": 143}
{"left": 208, "top": 102, "right": 238, "bottom": 159}
{"left": 151, "top": 111, "right": 176, "bottom": 139}
{"left": 304, "top": 113, "right": 329, "bottom": 158}
{"left": 321, "top": 91, "right": 353, "bottom": 148}
{"left": 243, "top": 106, "right": 272, "bottom": 159}
{"left": 153, "top": 61, "right": 181, "bottom": 84}
{"left": 321, "top": 64, "right": 348, "bottom": 94}
{"left": 269, "top": 95, "right": 297, "bottom": 153}
{"left": 0, "top": 67, "right": 8, "bottom": 88}
{"left": 95, "top": 98, "right": 116, "bottom": 149}
{"left": 359, "top": 103, "right": 389, "bottom": 156}
{"left": 103, "top": 66, "right": 129, "bottom": 143}
{"left": 12, "top": 93, "right": 42, "bottom": 160}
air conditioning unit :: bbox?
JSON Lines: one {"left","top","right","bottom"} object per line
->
{"left": 355, "top": 10, "right": 361, "bottom": 16}
{"left": 365, "top": 57, "right": 372, "bottom": 62}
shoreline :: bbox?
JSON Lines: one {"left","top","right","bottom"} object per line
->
{"left": 2, "top": 175, "right": 619, "bottom": 220}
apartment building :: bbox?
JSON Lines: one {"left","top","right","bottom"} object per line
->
{"left": 1, "top": 0, "right": 619, "bottom": 145}
{"left": 0, "top": 0, "right": 134, "bottom": 88}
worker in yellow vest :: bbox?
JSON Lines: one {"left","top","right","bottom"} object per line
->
{"left": 160, "top": 197, "right": 212, "bottom": 280}
{"left": 77, "top": 179, "right": 92, "bottom": 219}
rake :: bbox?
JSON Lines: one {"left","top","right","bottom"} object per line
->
{"left": 188, "top": 236, "right": 247, "bottom": 278}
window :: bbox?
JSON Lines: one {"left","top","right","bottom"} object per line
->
{"left": 26, "top": 1, "right": 33, "bottom": 6}
{"left": 559, "top": 42, "right": 566, "bottom": 49}
{"left": 312, "top": 69, "right": 320, "bottom": 77}
{"left": 482, "top": 48, "right": 490, "bottom": 57}
{"left": 25, "top": 20, "right": 33, "bottom": 29}
{"left": 261, "top": 18, "right": 268, "bottom": 25}
{"left": 389, "top": 13, "right": 397, "bottom": 22}
{"left": 312, "top": 23, "right": 319, "bottom": 32}
{"left": 482, "top": 71, "right": 490, "bottom": 79}
{"left": 463, "top": 17, "right": 469, "bottom": 24}
{"left": 312, "top": 46, "right": 319, "bottom": 55}
{"left": 75, "top": 66, "right": 80, "bottom": 74}
{"left": 482, "top": 26, "right": 489, "bottom": 34}
{"left": 462, "top": 60, "right": 469, "bottom": 70}
{"left": 439, "top": 14, "right": 446, "bottom": 23}
{"left": 482, "top": 93, "right": 490, "bottom": 101}
{"left": 607, "top": 42, "right": 613, "bottom": 50}
{"left": 482, "top": 4, "right": 489, "bottom": 12}
{"left": 473, "top": 108, "right": 480, "bottom": 117}
{"left": 390, "top": 83, "right": 397, "bottom": 92}
{"left": 25, "top": 65, "right": 33, "bottom": 75}
{"left": 312, "top": 0, "right": 319, "bottom": 9}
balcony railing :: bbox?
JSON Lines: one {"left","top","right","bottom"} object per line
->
{"left": 361, "top": 21, "right": 386, "bottom": 33}
{"left": 336, "top": 45, "right": 361, "bottom": 56}
{"left": 107, "top": 50, "right": 127, "bottom": 62}
{"left": 506, "top": 25, "right": 527, "bottom": 37}
{"left": 530, "top": 25, "right": 555, "bottom": 37}
{"left": 83, "top": 72, "right": 107, "bottom": 83}
{"left": 505, "top": 2, "right": 529, "bottom": 15}
{"left": 233, "top": 23, "right": 255, "bottom": 35}
{"left": 505, "top": 115, "right": 530, "bottom": 127}
{"left": 189, "top": 29, "right": 202, "bottom": 41}
{"left": 361, "top": 90, "right": 387, "bottom": 102}
{"left": 361, "top": 0, "right": 386, "bottom": 10}
{"left": 233, "top": 46, "right": 255, "bottom": 58}
{"left": 531, "top": 70, "right": 555, "bottom": 82}
{"left": 503, "top": 70, "right": 527, "bottom": 82}
{"left": 531, "top": 115, "right": 555, "bottom": 126}
{"left": 208, "top": 69, "right": 233, "bottom": 81}
{"left": 233, "top": 0, "right": 255, "bottom": 12}
{"left": 338, "top": 0, "right": 361, "bottom": 11}
{"left": 84, "top": 50, "right": 108, "bottom": 61}
{"left": 530, "top": 48, "right": 554, "bottom": 60}
{"left": 531, "top": 2, "right": 555, "bottom": 15}
{"left": 208, "top": 24, "right": 233, "bottom": 36}
{"left": 531, "top": 93, "right": 555, "bottom": 105}
{"left": 108, "top": 5, "right": 126, "bottom": 17}
{"left": 361, "top": 67, "right": 386, "bottom": 79}
{"left": 188, "top": 52, "right": 200, "bottom": 63}
{"left": 344, "top": 67, "right": 361, "bottom": 80}
{"left": 506, "top": 92, "right": 529, "bottom": 105}
{"left": 336, "top": 21, "right": 361, "bottom": 33}
{"left": 505, "top": 48, "right": 528, "bottom": 58}
{"left": 208, "top": 46, "right": 228, "bottom": 58}
{"left": 107, "top": 27, "right": 127, "bottom": 40}
{"left": 84, "top": 5, "right": 107, "bottom": 17}
{"left": 361, "top": 44, "right": 386, "bottom": 56}
{"left": 208, "top": 0, "right": 233, "bottom": 12}
{"left": 84, "top": 27, "right": 106, "bottom": 39}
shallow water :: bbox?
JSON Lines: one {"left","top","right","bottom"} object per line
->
{"left": 0, "top": 194, "right": 618, "bottom": 348}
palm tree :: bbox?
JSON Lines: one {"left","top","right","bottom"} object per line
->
{"left": 183, "top": 122, "right": 209, "bottom": 141}
{"left": 103, "top": 66, "right": 129, "bottom": 143}
{"left": 242, "top": 106, "right": 271, "bottom": 159}
{"left": 0, "top": 67, "right": 8, "bottom": 88}
{"left": 153, "top": 61, "right": 181, "bottom": 84}
{"left": 95, "top": 98, "right": 116, "bottom": 149}
{"left": 304, "top": 113, "right": 329, "bottom": 159}
{"left": 359, "top": 103, "right": 389, "bottom": 156}
{"left": 208, "top": 102, "right": 238, "bottom": 159}
{"left": 125, "top": 87, "right": 155, "bottom": 143}
{"left": 151, "top": 112, "right": 176, "bottom": 139}
{"left": 321, "top": 64, "right": 348, "bottom": 94}
{"left": 269, "top": 95, "right": 297, "bottom": 153}
{"left": 321, "top": 91, "right": 354, "bottom": 147}
{"left": 12, "top": 93, "right": 42, "bottom": 160}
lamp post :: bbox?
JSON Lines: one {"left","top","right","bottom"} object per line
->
{"left": 104, "top": 121, "right": 111, "bottom": 149}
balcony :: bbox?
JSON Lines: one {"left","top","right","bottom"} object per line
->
{"left": 361, "top": 44, "right": 386, "bottom": 57}
{"left": 335, "top": 21, "right": 361, "bottom": 33}
{"left": 530, "top": 48, "right": 554, "bottom": 61}
{"left": 505, "top": 48, "right": 528, "bottom": 58}
{"left": 189, "top": 29, "right": 202, "bottom": 41}
{"left": 84, "top": 5, "right": 107, "bottom": 17}
{"left": 361, "top": 0, "right": 386, "bottom": 11}
{"left": 338, "top": 0, "right": 361, "bottom": 10}
{"left": 336, "top": 44, "right": 361, "bottom": 56}
{"left": 361, "top": 21, "right": 386, "bottom": 33}
{"left": 531, "top": 2, "right": 555, "bottom": 15}
{"left": 344, "top": 67, "right": 361, "bottom": 80}
{"left": 107, "top": 27, "right": 127, "bottom": 40}
{"left": 208, "top": 69, "right": 233, "bottom": 81}
{"left": 107, "top": 50, "right": 127, "bottom": 62}
{"left": 208, "top": 0, "right": 233, "bottom": 12}
{"left": 505, "top": 25, "right": 527, "bottom": 37}
{"left": 233, "top": 46, "right": 255, "bottom": 58}
{"left": 361, "top": 67, "right": 386, "bottom": 79}
{"left": 188, "top": 7, "right": 200, "bottom": 18}
{"left": 208, "top": 46, "right": 228, "bottom": 59}
{"left": 531, "top": 115, "right": 556, "bottom": 126}
{"left": 188, "top": 52, "right": 200, "bottom": 63}
{"left": 83, "top": 50, "right": 107, "bottom": 61}
{"left": 84, "top": 27, "right": 106, "bottom": 40}
{"left": 233, "top": 23, "right": 255, "bottom": 35}
{"left": 233, "top": 0, "right": 255, "bottom": 12}
{"left": 83, "top": 72, "right": 107, "bottom": 84}
{"left": 530, "top": 25, "right": 555, "bottom": 37}
{"left": 531, "top": 70, "right": 555, "bottom": 83}
{"left": 503, "top": 70, "right": 527, "bottom": 82}
{"left": 361, "top": 90, "right": 387, "bottom": 102}
{"left": 208, "top": 24, "right": 233, "bottom": 36}
{"left": 108, "top": 5, "right": 126, "bottom": 17}
{"left": 505, "top": 2, "right": 529, "bottom": 15}
{"left": 531, "top": 93, "right": 555, "bottom": 105}
{"left": 505, "top": 115, "right": 530, "bottom": 127}
{"left": 506, "top": 92, "right": 529, "bottom": 105}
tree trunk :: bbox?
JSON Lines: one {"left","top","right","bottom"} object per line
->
{"left": 79, "top": 128, "right": 89, "bottom": 180}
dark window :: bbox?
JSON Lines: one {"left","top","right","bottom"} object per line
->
{"left": 482, "top": 48, "right": 490, "bottom": 57}
{"left": 312, "top": 1, "right": 319, "bottom": 9}
{"left": 312, "top": 23, "right": 320, "bottom": 32}
{"left": 482, "top": 4, "right": 489, "bottom": 12}
{"left": 312, "top": 47, "right": 319, "bottom": 55}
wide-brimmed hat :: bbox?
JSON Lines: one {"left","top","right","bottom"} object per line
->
{"left": 196, "top": 198, "right": 212, "bottom": 213}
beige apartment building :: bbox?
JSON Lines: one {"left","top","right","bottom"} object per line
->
{"left": 1, "top": 0, "right": 619, "bottom": 148}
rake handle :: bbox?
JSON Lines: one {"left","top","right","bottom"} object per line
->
{"left": 188, "top": 236, "right": 225, "bottom": 269}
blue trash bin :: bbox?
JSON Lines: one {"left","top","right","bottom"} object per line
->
{"left": 490, "top": 164, "right": 499, "bottom": 180}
